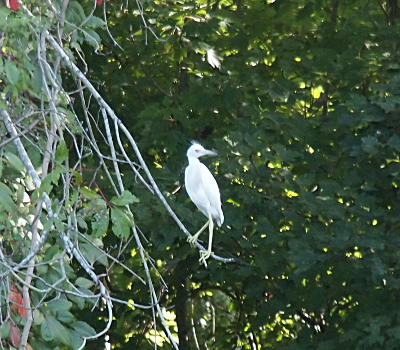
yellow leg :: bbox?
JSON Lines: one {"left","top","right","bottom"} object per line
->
{"left": 199, "top": 212, "right": 214, "bottom": 264}
{"left": 187, "top": 219, "right": 209, "bottom": 247}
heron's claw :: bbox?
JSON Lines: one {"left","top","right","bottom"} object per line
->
{"left": 187, "top": 236, "right": 197, "bottom": 248}
{"left": 199, "top": 249, "right": 212, "bottom": 264}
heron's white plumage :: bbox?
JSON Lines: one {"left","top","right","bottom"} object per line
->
{"left": 185, "top": 143, "right": 223, "bottom": 226}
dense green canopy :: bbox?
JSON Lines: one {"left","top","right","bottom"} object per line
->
{"left": 1, "top": 0, "right": 400, "bottom": 349}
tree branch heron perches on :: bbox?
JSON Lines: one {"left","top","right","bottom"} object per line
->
{"left": 185, "top": 142, "right": 224, "bottom": 264}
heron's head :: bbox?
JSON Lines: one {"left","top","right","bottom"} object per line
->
{"left": 187, "top": 142, "right": 217, "bottom": 159}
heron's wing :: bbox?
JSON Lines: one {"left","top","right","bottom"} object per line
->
{"left": 185, "top": 163, "right": 209, "bottom": 213}
{"left": 201, "top": 165, "right": 224, "bottom": 226}
{"left": 198, "top": 164, "right": 221, "bottom": 205}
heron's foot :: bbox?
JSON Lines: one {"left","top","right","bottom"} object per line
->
{"left": 187, "top": 236, "right": 198, "bottom": 248}
{"left": 199, "top": 249, "right": 212, "bottom": 264}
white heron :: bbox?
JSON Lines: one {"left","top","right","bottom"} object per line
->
{"left": 185, "top": 142, "right": 224, "bottom": 264}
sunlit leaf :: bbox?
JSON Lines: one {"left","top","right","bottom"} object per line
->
{"left": 110, "top": 190, "right": 139, "bottom": 206}
{"left": 80, "top": 187, "right": 101, "bottom": 199}
{"left": 55, "top": 140, "right": 69, "bottom": 163}
{"left": 111, "top": 207, "right": 134, "bottom": 238}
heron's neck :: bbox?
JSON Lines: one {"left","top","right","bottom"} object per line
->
{"left": 188, "top": 157, "right": 200, "bottom": 165}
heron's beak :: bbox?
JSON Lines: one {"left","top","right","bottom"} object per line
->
{"left": 204, "top": 149, "right": 217, "bottom": 157}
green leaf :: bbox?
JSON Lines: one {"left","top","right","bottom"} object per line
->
{"left": 67, "top": 0, "right": 86, "bottom": 23}
{"left": 41, "top": 315, "right": 71, "bottom": 345}
{"left": 71, "top": 321, "right": 96, "bottom": 337}
{"left": 29, "top": 339, "right": 52, "bottom": 350}
{"left": 55, "top": 140, "right": 69, "bottom": 163}
{"left": 39, "top": 174, "right": 53, "bottom": 194}
{"left": 4, "top": 152, "right": 25, "bottom": 173}
{"left": 15, "top": 184, "right": 29, "bottom": 205}
{"left": 0, "top": 182, "right": 16, "bottom": 212}
{"left": 373, "top": 95, "right": 400, "bottom": 112}
{"left": 45, "top": 299, "right": 72, "bottom": 312}
{"left": 71, "top": 170, "right": 83, "bottom": 185}
{"left": 75, "top": 277, "right": 95, "bottom": 289}
{"left": 70, "top": 329, "right": 85, "bottom": 350}
{"left": 32, "top": 65, "right": 44, "bottom": 96}
{"left": 0, "top": 6, "right": 11, "bottom": 19}
{"left": 64, "top": 287, "right": 86, "bottom": 310}
{"left": 0, "top": 321, "right": 10, "bottom": 339}
{"left": 80, "top": 187, "right": 101, "bottom": 199}
{"left": 14, "top": 183, "right": 25, "bottom": 204}
{"left": 361, "top": 135, "right": 380, "bottom": 155}
{"left": 387, "top": 325, "right": 400, "bottom": 339}
{"left": 110, "top": 190, "right": 139, "bottom": 206}
{"left": 80, "top": 242, "right": 108, "bottom": 266}
{"left": 42, "top": 217, "right": 54, "bottom": 232}
{"left": 111, "top": 207, "right": 134, "bottom": 238}
{"left": 91, "top": 209, "right": 109, "bottom": 237}
{"left": 5, "top": 61, "right": 19, "bottom": 85}
{"left": 39, "top": 166, "right": 64, "bottom": 195}
{"left": 57, "top": 311, "right": 75, "bottom": 324}
{"left": 26, "top": 143, "right": 42, "bottom": 168}
{"left": 83, "top": 29, "right": 101, "bottom": 48}
{"left": 33, "top": 309, "right": 45, "bottom": 326}
{"left": 387, "top": 134, "right": 400, "bottom": 152}
{"left": 85, "top": 15, "right": 106, "bottom": 28}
